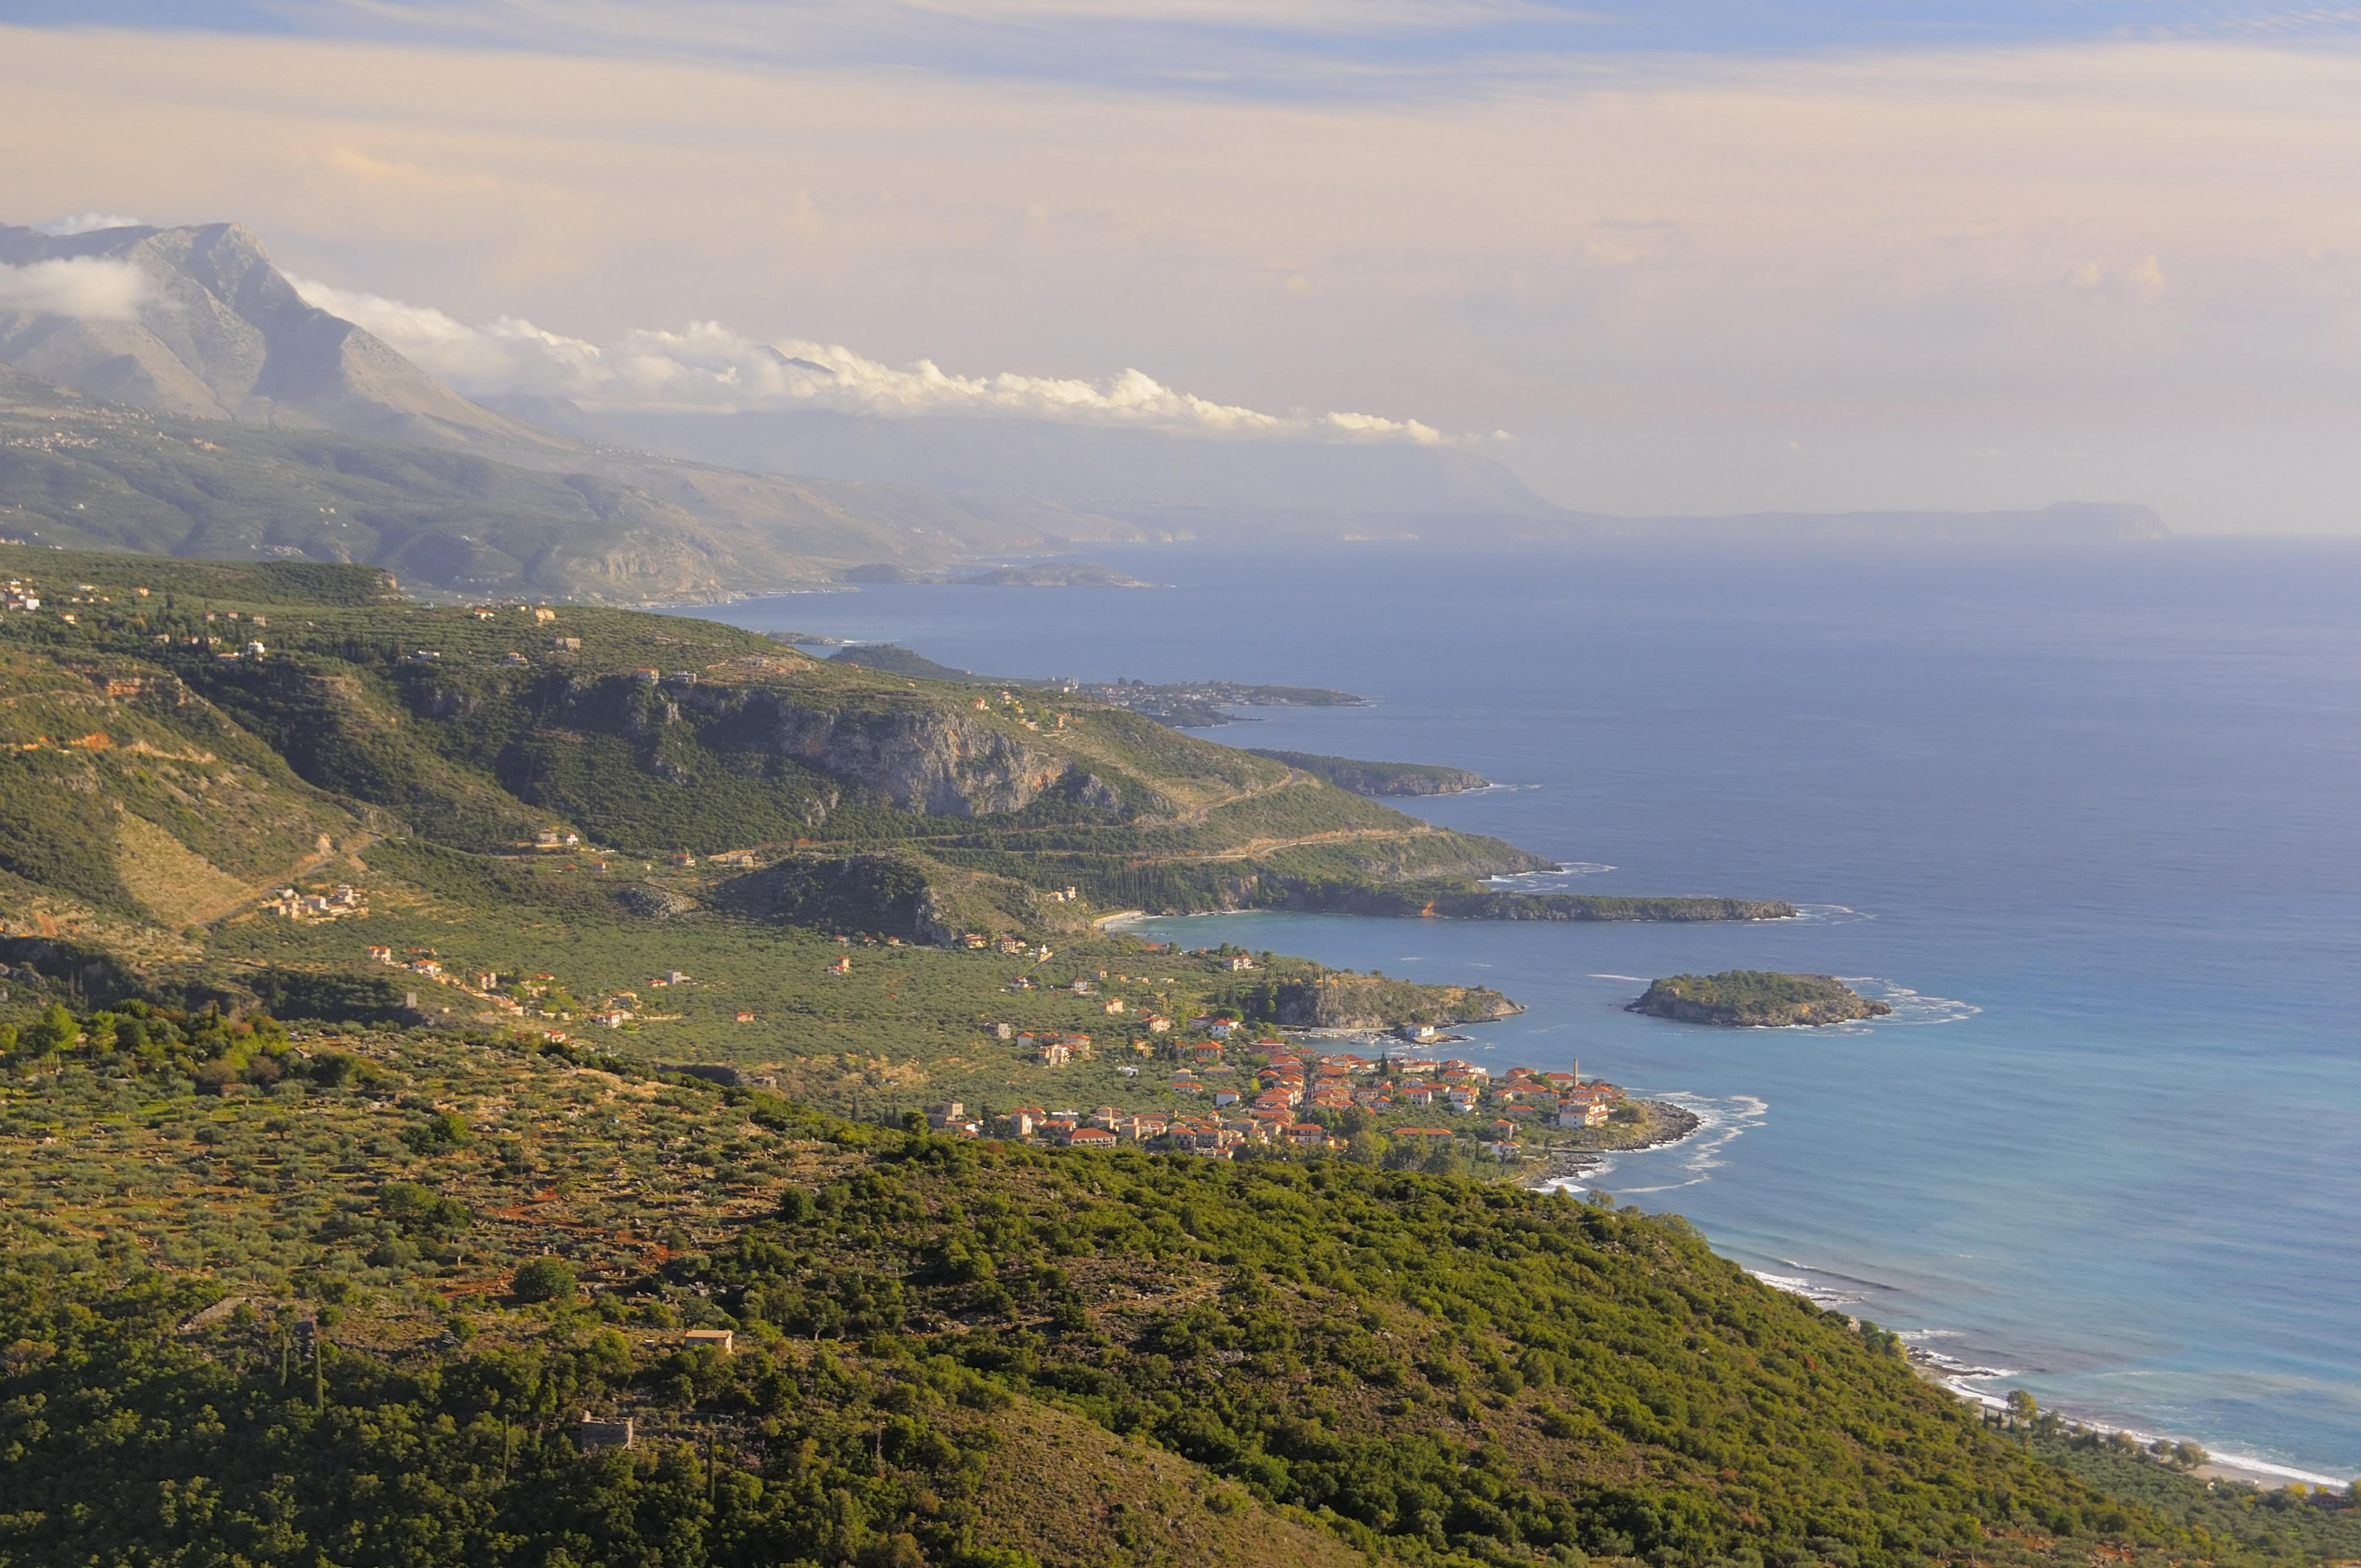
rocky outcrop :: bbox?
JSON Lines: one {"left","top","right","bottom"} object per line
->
{"left": 615, "top": 884, "right": 695, "bottom": 921}
{"left": 1253, "top": 973, "right": 1523, "bottom": 1030}
{"left": 1627, "top": 971, "right": 1891, "bottom": 1027}
{"left": 681, "top": 686, "right": 1074, "bottom": 817}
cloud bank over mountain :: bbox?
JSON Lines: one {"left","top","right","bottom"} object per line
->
{"left": 0, "top": 258, "right": 151, "bottom": 319}
{"left": 289, "top": 277, "right": 1471, "bottom": 445}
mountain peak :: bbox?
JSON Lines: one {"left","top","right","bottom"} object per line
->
{"left": 0, "top": 220, "right": 554, "bottom": 451}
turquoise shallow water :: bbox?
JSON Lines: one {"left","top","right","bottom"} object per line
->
{"left": 673, "top": 536, "right": 2361, "bottom": 1482}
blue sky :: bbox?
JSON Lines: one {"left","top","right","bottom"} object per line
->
{"left": 6, "top": 1, "right": 2359, "bottom": 95}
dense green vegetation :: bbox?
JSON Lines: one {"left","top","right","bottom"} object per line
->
{"left": 0, "top": 544, "right": 1790, "bottom": 960}
{"left": 1262, "top": 880, "right": 1797, "bottom": 924}
{"left": 831, "top": 644, "right": 996, "bottom": 681}
{"left": 0, "top": 1000, "right": 2301, "bottom": 1568}
{"left": 1629, "top": 973, "right": 1890, "bottom": 1028}
{"left": 2023, "top": 1431, "right": 2361, "bottom": 1563}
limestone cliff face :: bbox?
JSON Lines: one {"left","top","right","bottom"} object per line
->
{"left": 680, "top": 685, "right": 1077, "bottom": 817}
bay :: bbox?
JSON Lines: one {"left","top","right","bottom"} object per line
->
{"left": 671, "top": 534, "right": 2361, "bottom": 1483}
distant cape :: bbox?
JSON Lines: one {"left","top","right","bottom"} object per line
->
{"left": 1551, "top": 501, "right": 2168, "bottom": 541}
{"left": 472, "top": 400, "right": 2166, "bottom": 543}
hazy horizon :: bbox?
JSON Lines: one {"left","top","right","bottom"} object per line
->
{"left": 6, "top": 3, "right": 2361, "bottom": 531}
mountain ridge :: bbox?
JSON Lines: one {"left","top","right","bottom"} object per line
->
{"left": 1, "top": 222, "right": 554, "bottom": 451}
{"left": 0, "top": 352, "right": 1063, "bottom": 601}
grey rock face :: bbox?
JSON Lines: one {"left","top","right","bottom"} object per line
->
{"left": 703, "top": 688, "right": 1067, "bottom": 818}
{"left": 616, "top": 885, "right": 695, "bottom": 920}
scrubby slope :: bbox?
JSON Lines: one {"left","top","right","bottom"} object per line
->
{"left": 0, "top": 1027, "right": 2253, "bottom": 1568}
{"left": 0, "top": 640, "right": 363, "bottom": 928}
{"left": 0, "top": 545, "right": 1558, "bottom": 939}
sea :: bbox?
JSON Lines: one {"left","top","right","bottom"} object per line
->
{"left": 670, "top": 534, "right": 2361, "bottom": 1485}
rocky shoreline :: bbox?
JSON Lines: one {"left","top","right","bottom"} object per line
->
{"left": 1624, "top": 1099, "right": 1704, "bottom": 1150}
{"left": 1518, "top": 1099, "right": 1703, "bottom": 1188}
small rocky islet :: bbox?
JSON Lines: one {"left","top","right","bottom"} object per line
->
{"left": 1629, "top": 969, "right": 1893, "bottom": 1027}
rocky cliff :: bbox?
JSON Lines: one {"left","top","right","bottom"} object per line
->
{"left": 689, "top": 686, "right": 1081, "bottom": 818}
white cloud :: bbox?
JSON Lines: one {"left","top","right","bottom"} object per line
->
{"left": 34, "top": 212, "right": 143, "bottom": 236}
{"left": 2067, "top": 254, "right": 2167, "bottom": 301}
{"left": 290, "top": 275, "right": 1450, "bottom": 442}
{"left": 0, "top": 257, "right": 150, "bottom": 318}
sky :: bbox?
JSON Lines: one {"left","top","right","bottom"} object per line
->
{"left": 5, "top": 1, "right": 2361, "bottom": 529}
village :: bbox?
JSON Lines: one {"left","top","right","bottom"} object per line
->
{"left": 945, "top": 1015, "right": 1627, "bottom": 1163}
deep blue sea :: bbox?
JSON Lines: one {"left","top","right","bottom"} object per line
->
{"left": 673, "top": 536, "right": 2361, "bottom": 1484}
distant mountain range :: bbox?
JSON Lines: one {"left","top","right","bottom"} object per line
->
{"left": 1, "top": 219, "right": 2168, "bottom": 599}
{"left": 482, "top": 399, "right": 1561, "bottom": 536}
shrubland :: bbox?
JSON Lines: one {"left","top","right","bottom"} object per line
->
{"left": 0, "top": 1013, "right": 2296, "bottom": 1568}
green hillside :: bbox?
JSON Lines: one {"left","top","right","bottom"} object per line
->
{"left": 1630, "top": 973, "right": 1892, "bottom": 1027}
{"left": 0, "top": 1024, "right": 2287, "bottom": 1568}
{"left": 0, "top": 543, "right": 1785, "bottom": 958}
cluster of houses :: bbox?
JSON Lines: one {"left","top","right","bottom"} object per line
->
{"left": 926, "top": 1042, "right": 1627, "bottom": 1161}
{"left": 1, "top": 579, "right": 39, "bottom": 613}
{"left": 271, "top": 883, "right": 364, "bottom": 921}
{"left": 1021, "top": 1031, "right": 1095, "bottom": 1065}
{"left": 1180, "top": 1049, "right": 1624, "bottom": 1133}
{"left": 926, "top": 1099, "right": 1329, "bottom": 1155}
{"left": 461, "top": 603, "right": 560, "bottom": 624}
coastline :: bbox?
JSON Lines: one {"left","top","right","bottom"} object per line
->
{"left": 1519, "top": 1097, "right": 1704, "bottom": 1189}
{"left": 685, "top": 550, "right": 2361, "bottom": 1496}
{"left": 1898, "top": 1335, "right": 2360, "bottom": 1492}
